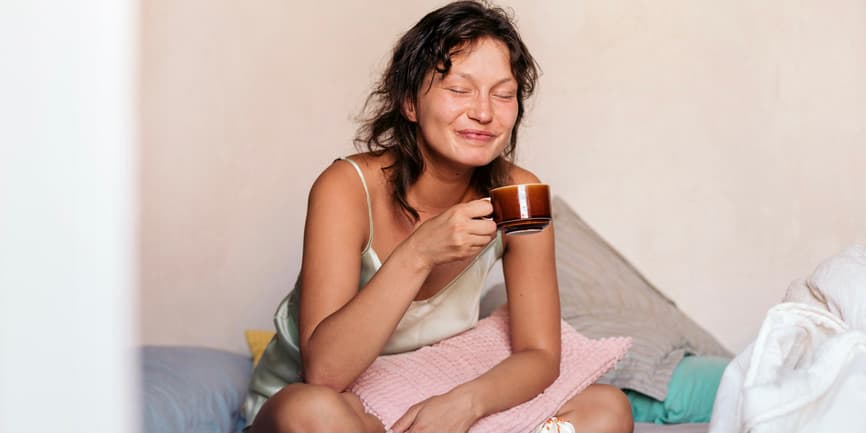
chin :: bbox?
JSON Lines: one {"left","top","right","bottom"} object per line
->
{"left": 450, "top": 146, "right": 502, "bottom": 167}
{"left": 454, "top": 152, "right": 499, "bottom": 168}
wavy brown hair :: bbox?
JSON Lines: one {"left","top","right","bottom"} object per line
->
{"left": 354, "top": 0, "right": 539, "bottom": 221}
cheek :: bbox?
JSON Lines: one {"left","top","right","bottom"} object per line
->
{"left": 499, "top": 105, "right": 519, "bottom": 130}
{"left": 419, "top": 98, "right": 464, "bottom": 126}
{"left": 439, "top": 99, "right": 469, "bottom": 121}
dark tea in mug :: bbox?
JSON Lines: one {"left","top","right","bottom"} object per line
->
{"left": 489, "top": 183, "right": 551, "bottom": 235}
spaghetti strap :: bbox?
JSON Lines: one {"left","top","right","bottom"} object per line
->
{"left": 337, "top": 157, "right": 374, "bottom": 254}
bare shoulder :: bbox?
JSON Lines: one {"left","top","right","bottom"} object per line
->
{"left": 310, "top": 153, "right": 387, "bottom": 198}
{"left": 306, "top": 153, "right": 393, "bottom": 245}
{"left": 309, "top": 157, "right": 361, "bottom": 203}
{"left": 306, "top": 156, "right": 378, "bottom": 240}
{"left": 505, "top": 162, "right": 543, "bottom": 185}
{"left": 307, "top": 154, "right": 382, "bottom": 223}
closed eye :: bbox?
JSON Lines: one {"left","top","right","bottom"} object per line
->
{"left": 447, "top": 88, "right": 471, "bottom": 94}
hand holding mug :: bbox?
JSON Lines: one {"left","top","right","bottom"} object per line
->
{"left": 408, "top": 199, "right": 497, "bottom": 267}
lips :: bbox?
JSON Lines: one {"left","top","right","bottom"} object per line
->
{"left": 457, "top": 129, "right": 497, "bottom": 141}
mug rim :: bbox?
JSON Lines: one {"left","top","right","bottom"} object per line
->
{"left": 489, "top": 182, "right": 549, "bottom": 193}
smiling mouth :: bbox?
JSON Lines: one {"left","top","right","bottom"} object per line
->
{"left": 457, "top": 130, "right": 496, "bottom": 141}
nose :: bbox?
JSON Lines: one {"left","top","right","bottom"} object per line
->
{"left": 467, "top": 94, "right": 492, "bottom": 124}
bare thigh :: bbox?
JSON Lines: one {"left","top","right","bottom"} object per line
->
{"left": 249, "top": 383, "right": 385, "bottom": 433}
{"left": 339, "top": 390, "right": 386, "bottom": 432}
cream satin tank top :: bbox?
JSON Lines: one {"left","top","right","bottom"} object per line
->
{"left": 340, "top": 156, "right": 504, "bottom": 353}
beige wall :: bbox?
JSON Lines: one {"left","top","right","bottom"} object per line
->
{"left": 141, "top": 0, "right": 866, "bottom": 354}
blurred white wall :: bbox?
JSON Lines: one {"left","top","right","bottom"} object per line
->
{"left": 0, "top": 0, "right": 138, "bottom": 431}
{"left": 140, "top": 0, "right": 866, "bottom": 354}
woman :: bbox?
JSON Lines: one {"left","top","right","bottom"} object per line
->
{"left": 243, "top": 1, "right": 633, "bottom": 432}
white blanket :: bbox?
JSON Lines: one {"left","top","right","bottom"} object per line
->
{"left": 709, "top": 245, "right": 866, "bottom": 433}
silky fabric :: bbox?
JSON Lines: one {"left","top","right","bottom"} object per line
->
{"left": 241, "top": 157, "right": 504, "bottom": 425}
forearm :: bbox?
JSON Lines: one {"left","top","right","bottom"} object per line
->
{"left": 302, "top": 241, "right": 432, "bottom": 390}
{"left": 449, "top": 348, "right": 560, "bottom": 422}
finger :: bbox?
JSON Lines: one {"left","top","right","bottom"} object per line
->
{"left": 465, "top": 218, "right": 498, "bottom": 236}
{"left": 407, "top": 420, "right": 420, "bottom": 433}
{"left": 463, "top": 198, "right": 494, "bottom": 219}
{"left": 464, "top": 233, "right": 497, "bottom": 250}
{"left": 391, "top": 410, "right": 417, "bottom": 433}
{"left": 390, "top": 405, "right": 420, "bottom": 433}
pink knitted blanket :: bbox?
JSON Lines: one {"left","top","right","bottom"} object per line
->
{"left": 348, "top": 307, "right": 631, "bottom": 432}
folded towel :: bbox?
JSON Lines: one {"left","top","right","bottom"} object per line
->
{"left": 349, "top": 306, "right": 631, "bottom": 432}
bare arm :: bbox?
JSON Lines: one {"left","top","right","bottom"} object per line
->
{"left": 390, "top": 168, "right": 562, "bottom": 433}
{"left": 450, "top": 216, "right": 561, "bottom": 419}
{"left": 298, "top": 160, "right": 497, "bottom": 391}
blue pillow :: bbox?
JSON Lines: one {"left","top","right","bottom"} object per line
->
{"left": 140, "top": 346, "right": 252, "bottom": 433}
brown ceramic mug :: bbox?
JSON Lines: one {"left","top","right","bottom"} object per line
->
{"left": 487, "top": 183, "right": 551, "bottom": 235}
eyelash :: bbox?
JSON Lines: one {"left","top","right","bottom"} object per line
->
{"left": 447, "top": 88, "right": 515, "bottom": 100}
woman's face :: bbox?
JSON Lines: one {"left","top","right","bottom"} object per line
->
{"left": 406, "top": 37, "right": 519, "bottom": 171}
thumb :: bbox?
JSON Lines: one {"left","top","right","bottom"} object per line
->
{"left": 390, "top": 404, "right": 421, "bottom": 433}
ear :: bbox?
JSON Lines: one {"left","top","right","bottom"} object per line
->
{"left": 402, "top": 98, "right": 418, "bottom": 123}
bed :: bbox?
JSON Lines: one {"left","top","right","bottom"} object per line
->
{"left": 139, "top": 346, "right": 710, "bottom": 433}
{"left": 140, "top": 197, "right": 726, "bottom": 432}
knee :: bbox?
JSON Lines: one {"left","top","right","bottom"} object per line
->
{"left": 592, "top": 384, "right": 634, "bottom": 433}
{"left": 251, "top": 384, "right": 354, "bottom": 433}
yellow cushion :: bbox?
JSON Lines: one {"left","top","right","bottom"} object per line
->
{"left": 244, "top": 329, "right": 276, "bottom": 366}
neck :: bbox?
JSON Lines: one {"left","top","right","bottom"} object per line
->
{"left": 408, "top": 162, "right": 475, "bottom": 216}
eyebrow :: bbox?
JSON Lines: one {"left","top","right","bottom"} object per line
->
{"left": 450, "top": 72, "right": 517, "bottom": 87}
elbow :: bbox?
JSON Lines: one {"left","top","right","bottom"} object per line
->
{"left": 514, "top": 346, "right": 560, "bottom": 387}
{"left": 548, "top": 355, "right": 561, "bottom": 379}
{"left": 547, "top": 356, "right": 561, "bottom": 385}
{"left": 537, "top": 348, "right": 561, "bottom": 386}
{"left": 303, "top": 365, "right": 346, "bottom": 392}
{"left": 302, "top": 358, "right": 351, "bottom": 392}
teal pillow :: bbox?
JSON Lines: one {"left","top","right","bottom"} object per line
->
{"left": 626, "top": 391, "right": 667, "bottom": 423}
{"left": 626, "top": 355, "right": 730, "bottom": 424}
